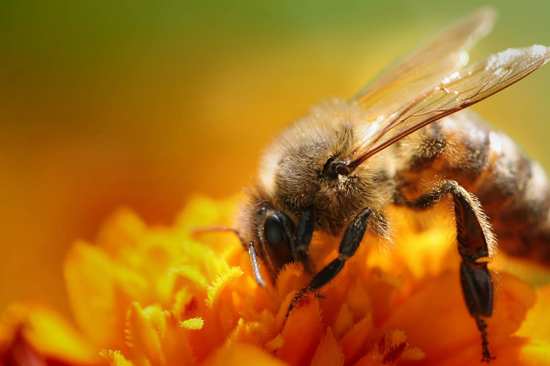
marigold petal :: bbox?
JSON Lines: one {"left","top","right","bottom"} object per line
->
{"left": 175, "top": 196, "right": 239, "bottom": 233}
{"left": 353, "top": 330, "right": 422, "bottom": 366}
{"left": 333, "top": 304, "right": 354, "bottom": 339}
{"left": 231, "top": 312, "right": 277, "bottom": 346}
{"left": 379, "top": 270, "right": 535, "bottom": 363}
{"left": 65, "top": 242, "right": 148, "bottom": 350}
{"left": 265, "top": 334, "right": 284, "bottom": 353}
{"left": 517, "top": 284, "right": 550, "bottom": 340}
{"left": 170, "top": 265, "right": 208, "bottom": 288}
{"left": 11, "top": 195, "right": 545, "bottom": 366}
{"left": 401, "top": 347, "right": 425, "bottom": 361}
{"left": 205, "top": 267, "right": 243, "bottom": 308}
{"left": 366, "top": 209, "right": 454, "bottom": 276}
{"left": 275, "top": 262, "right": 308, "bottom": 297}
{"left": 100, "top": 349, "right": 135, "bottom": 366}
{"left": 0, "top": 305, "right": 101, "bottom": 365}
{"left": 202, "top": 342, "right": 287, "bottom": 366}
{"left": 519, "top": 339, "right": 550, "bottom": 365}
{"left": 20, "top": 305, "right": 100, "bottom": 364}
{"left": 490, "top": 272, "right": 537, "bottom": 337}
{"left": 276, "top": 295, "right": 323, "bottom": 366}
{"left": 126, "top": 303, "right": 164, "bottom": 365}
{"left": 311, "top": 328, "right": 344, "bottom": 366}
{"left": 434, "top": 337, "right": 550, "bottom": 366}
{"left": 96, "top": 209, "right": 146, "bottom": 255}
{"left": 345, "top": 278, "right": 373, "bottom": 321}
{"left": 171, "top": 287, "right": 197, "bottom": 319}
{"left": 339, "top": 314, "right": 373, "bottom": 364}
{"left": 161, "top": 313, "right": 196, "bottom": 365}
{"left": 203, "top": 251, "right": 231, "bottom": 281}
{"left": 139, "top": 233, "right": 182, "bottom": 277}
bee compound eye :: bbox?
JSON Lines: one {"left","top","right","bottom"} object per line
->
{"left": 264, "top": 215, "right": 288, "bottom": 248}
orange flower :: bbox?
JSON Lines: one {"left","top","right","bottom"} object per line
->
{"left": 1, "top": 196, "right": 549, "bottom": 365}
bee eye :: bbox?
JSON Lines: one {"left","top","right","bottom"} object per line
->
{"left": 264, "top": 215, "right": 289, "bottom": 247}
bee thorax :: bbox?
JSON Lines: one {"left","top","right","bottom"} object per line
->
{"left": 255, "top": 100, "right": 397, "bottom": 234}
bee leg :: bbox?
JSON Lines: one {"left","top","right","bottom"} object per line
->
{"left": 294, "top": 206, "right": 315, "bottom": 273}
{"left": 403, "top": 180, "right": 495, "bottom": 362}
{"left": 288, "top": 207, "right": 372, "bottom": 315}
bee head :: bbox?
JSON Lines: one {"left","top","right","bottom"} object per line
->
{"left": 238, "top": 197, "right": 315, "bottom": 286}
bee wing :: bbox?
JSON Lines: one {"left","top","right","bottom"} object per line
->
{"left": 349, "top": 45, "right": 550, "bottom": 167}
{"left": 354, "top": 8, "right": 496, "bottom": 119}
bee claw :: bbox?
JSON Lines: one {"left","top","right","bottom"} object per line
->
{"left": 287, "top": 288, "right": 308, "bottom": 317}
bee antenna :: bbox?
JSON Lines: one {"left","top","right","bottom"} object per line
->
{"left": 192, "top": 227, "right": 266, "bottom": 287}
{"left": 192, "top": 226, "right": 246, "bottom": 245}
{"left": 248, "top": 242, "right": 266, "bottom": 287}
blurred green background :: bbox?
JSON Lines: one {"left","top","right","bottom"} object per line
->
{"left": 1, "top": 0, "right": 549, "bottom": 318}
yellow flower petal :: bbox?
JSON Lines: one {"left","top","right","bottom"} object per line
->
{"left": 100, "top": 349, "right": 135, "bottom": 366}
{"left": 339, "top": 314, "right": 373, "bottom": 364}
{"left": 170, "top": 265, "right": 208, "bottom": 288}
{"left": 276, "top": 295, "right": 323, "bottom": 365}
{"left": 517, "top": 284, "right": 550, "bottom": 340}
{"left": 126, "top": 303, "right": 164, "bottom": 366}
{"left": 205, "top": 266, "right": 243, "bottom": 308}
{"left": 65, "top": 241, "right": 148, "bottom": 351}
{"left": 354, "top": 330, "right": 423, "bottom": 366}
{"left": 434, "top": 337, "right": 550, "bottom": 366}
{"left": 265, "top": 333, "right": 284, "bottom": 353}
{"left": 379, "top": 270, "right": 535, "bottom": 363}
{"left": 311, "top": 328, "right": 344, "bottom": 366}
{"left": 96, "top": 208, "right": 146, "bottom": 255}
{"left": 2, "top": 196, "right": 548, "bottom": 366}
{"left": 333, "top": 303, "right": 354, "bottom": 338}
{"left": 160, "top": 312, "right": 196, "bottom": 365}
{"left": 203, "top": 342, "right": 287, "bottom": 366}
{"left": 0, "top": 305, "right": 101, "bottom": 365}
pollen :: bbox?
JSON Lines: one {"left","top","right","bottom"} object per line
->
{"left": 181, "top": 317, "right": 205, "bottom": 330}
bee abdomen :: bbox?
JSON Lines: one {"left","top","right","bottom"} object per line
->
{"left": 395, "top": 110, "right": 493, "bottom": 199}
{"left": 477, "top": 144, "right": 550, "bottom": 264}
{"left": 395, "top": 110, "right": 550, "bottom": 265}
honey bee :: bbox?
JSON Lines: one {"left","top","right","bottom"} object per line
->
{"left": 224, "top": 9, "right": 550, "bottom": 362}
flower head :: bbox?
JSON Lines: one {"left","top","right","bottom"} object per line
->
{"left": 1, "top": 196, "right": 549, "bottom": 365}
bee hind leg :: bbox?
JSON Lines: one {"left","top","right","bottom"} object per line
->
{"left": 401, "top": 180, "right": 495, "bottom": 362}
{"left": 287, "top": 207, "right": 373, "bottom": 315}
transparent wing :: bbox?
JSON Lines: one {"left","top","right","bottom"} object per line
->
{"left": 349, "top": 45, "right": 550, "bottom": 168}
{"left": 354, "top": 8, "right": 496, "bottom": 121}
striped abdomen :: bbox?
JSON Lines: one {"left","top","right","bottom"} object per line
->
{"left": 395, "top": 109, "right": 550, "bottom": 265}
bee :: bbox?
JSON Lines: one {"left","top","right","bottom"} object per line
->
{"left": 222, "top": 9, "right": 550, "bottom": 362}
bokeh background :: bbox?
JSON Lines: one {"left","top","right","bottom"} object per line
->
{"left": 1, "top": 0, "right": 550, "bottom": 319}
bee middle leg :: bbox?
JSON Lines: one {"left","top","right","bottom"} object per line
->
{"left": 288, "top": 207, "right": 373, "bottom": 315}
{"left": 398, "top": 180, "right": 495, "bottom": 362}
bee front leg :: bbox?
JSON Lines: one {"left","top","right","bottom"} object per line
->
{"left": 294, "top": 205, "right": 315, "bottom": 273}
{"left": 400, "top": 180, "right": 495, "bottom": 362}
{"left": 287, "top": 207, "right": 372, "bottom": 315}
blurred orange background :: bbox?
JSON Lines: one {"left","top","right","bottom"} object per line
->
{"left": 1, "top": 0, "right": 550, "bottom": 319}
